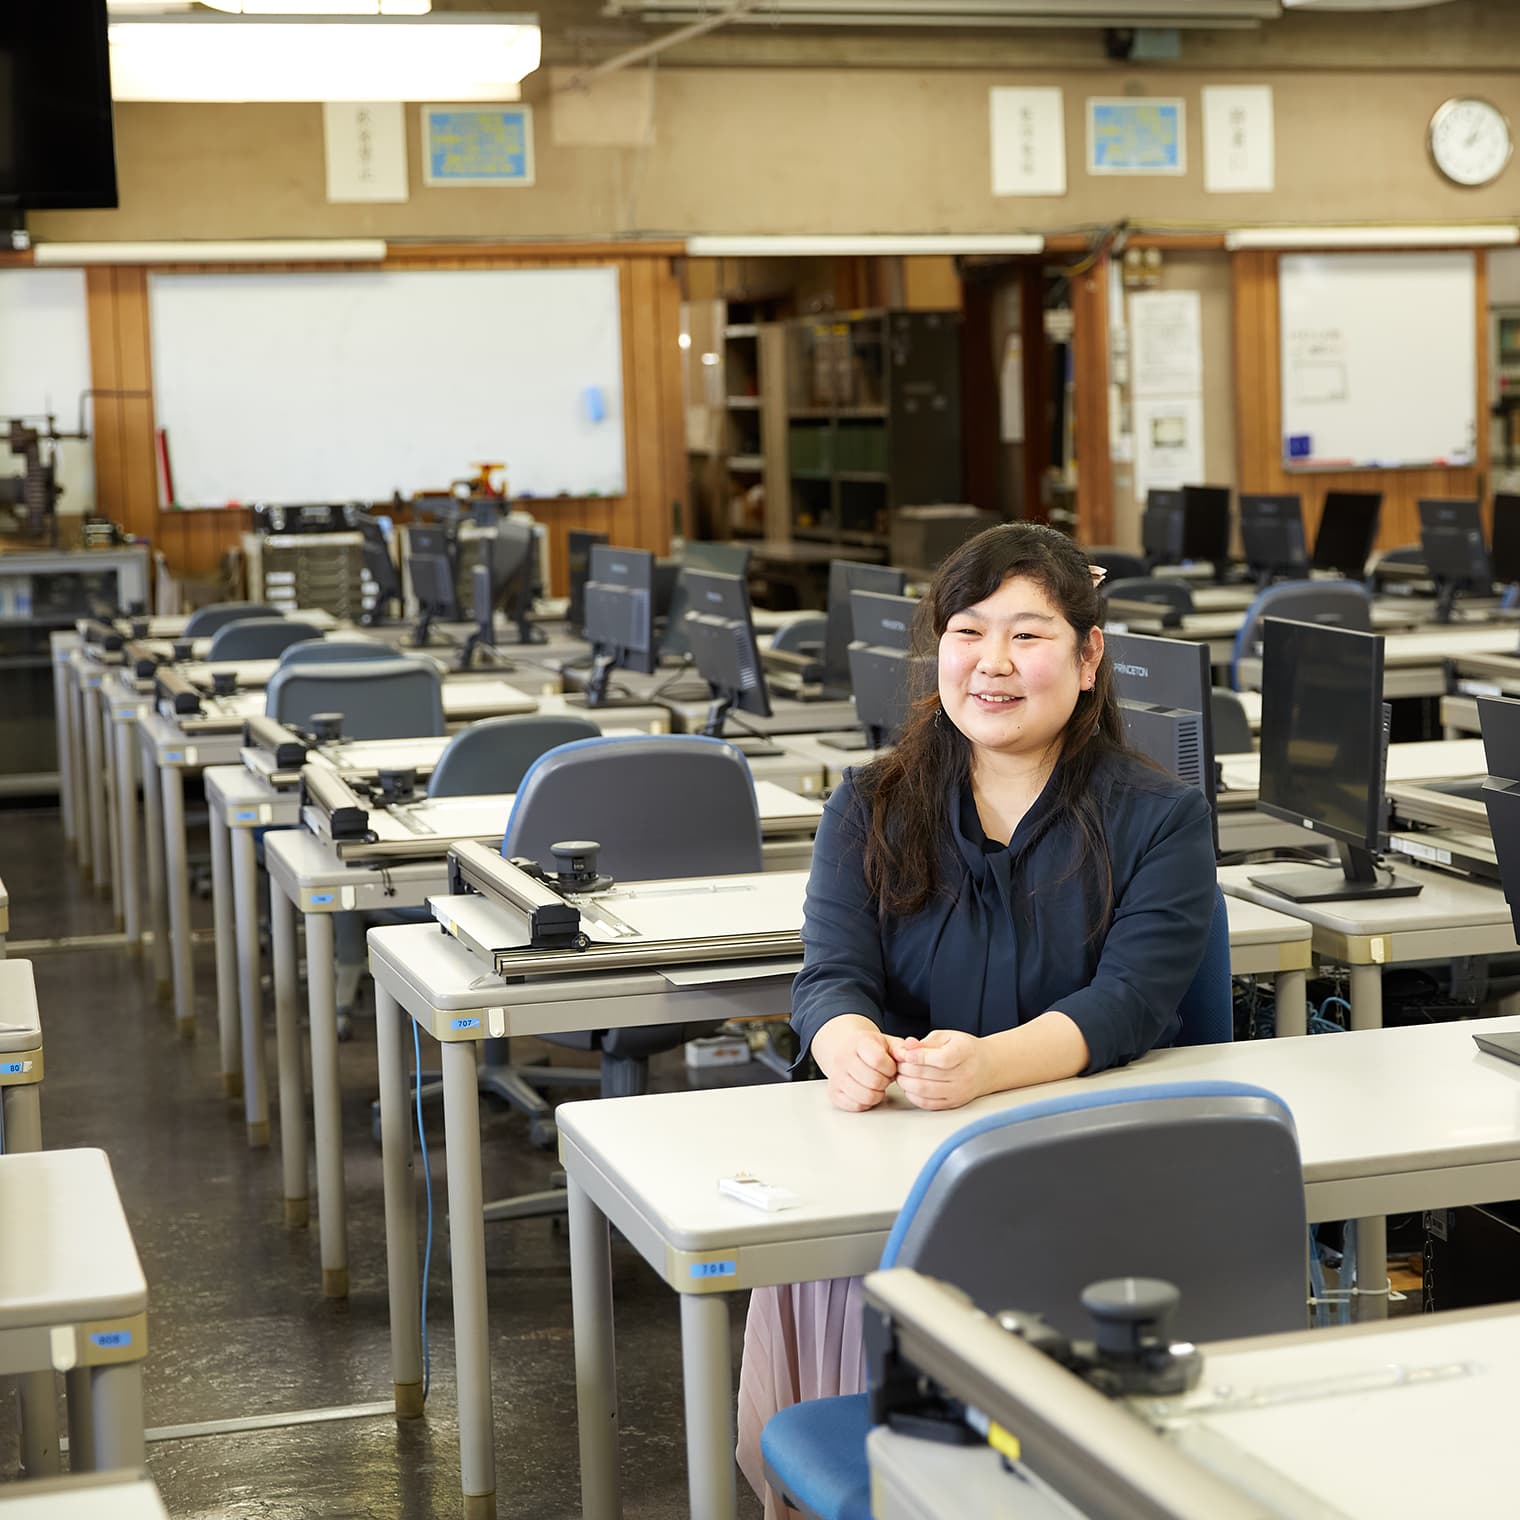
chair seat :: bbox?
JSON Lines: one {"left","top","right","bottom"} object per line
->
{"left": 761, "top": 1393, "right": 872, "bottom": 1520}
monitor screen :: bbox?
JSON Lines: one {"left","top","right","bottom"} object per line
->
{"left": 1181, "top": 485, "right": 1232, "bottom": 568}
{"left": 567, "top": 530, "right": 608, "bottom": 633}
{"left": 1, "top": 1, "right": 117, "bottom": 210}
{"left": 684, "top": 567, "right": 772, "bottom": 730}
{"left": 1141, "top": 489, "right": 1185, "bottom": 562}
{"left": 1239, "top": 494, "right": 1307, "bottom": 581}
{"left": 1478, "top": 695, "right": 1520, "bottom": 784}
{"left": 823, "top": 559, "right": 907, "bottom": 694}
{"left": 1418, "top": 497, "right": 1491, "bottom": 591}
{"left": 407, "top": 526, "right": 459, "bottom": 619}
{"left": 1311, "top": 491, "right": 1382, "bottom": 577}
{"left": 662, "top": 541, "right": 753, "bottom": 658}
{"left": 583, "top": 544, "right": 657, "bottom": 696}
{"left": 846, "top": 590, "right": 921, "bottom": 748}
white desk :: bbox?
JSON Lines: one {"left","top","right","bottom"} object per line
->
{"left": 0, "top": 1473, "right": 169, "bottom": 1519}
{"left": 364, "top": 898, "right": 1312, "bottom": 1515}
{"left": 1236, "top": 624, "right": 1519, "bottom": 697}
{"left": 1217, "top": 736, "right": 1489, "bottom": 801}
{"left": 50, "top": 630, "right": 81, "bottom": 847}
{"left": 559, "top": 1014, "right": 1520, "bottom": 1520}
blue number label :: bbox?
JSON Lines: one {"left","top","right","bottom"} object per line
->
{"left": 310, "top": 893, "right": 335, "bottom": 905}
{"left": 90, "top": 1331, "right": 132, "bottom": 1349}
{"left": 689, "top": 1260, "right": 737, "bottom": 1280}
{"left": 451, "top": 1017, "right": 481, "bottom": 1031}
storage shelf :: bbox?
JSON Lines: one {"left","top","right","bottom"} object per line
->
{"left": 790, "top": 471, "right": 833, "bottom": 482}
{"left": 788, "top": 407, "right": 887, "bottom": 420}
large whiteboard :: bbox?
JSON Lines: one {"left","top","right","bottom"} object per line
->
{"left": 0, "top": 268, "right": 95, "bottom": 512}
{"left": 1278, "top": 251, "right": 1476, "bottom": 471}
{"left": 149, "top": 267, "right": 626, "bottom": 506}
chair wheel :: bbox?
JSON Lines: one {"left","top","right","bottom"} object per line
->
{"left": 529, "top": 1116, "right": 558, "bottom": 1150}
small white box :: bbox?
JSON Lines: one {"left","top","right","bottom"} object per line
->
{"left": 685, "top": 1035, "right": 751, "bottom": 1070}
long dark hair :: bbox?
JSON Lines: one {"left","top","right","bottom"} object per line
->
{"left": 857, "top": 522, "right": 1129, "bottom": 921}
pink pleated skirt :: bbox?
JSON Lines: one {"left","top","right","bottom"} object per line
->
{"left": 736, "top": 1276, "right": 868, "bottom": 1520}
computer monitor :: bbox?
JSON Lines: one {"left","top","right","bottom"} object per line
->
{"left": 1141, "top": 489, "right": 1184, "bottom": 565}
{"left": 1250, "top": 618, "right": 1420, "bottom": 904}
{"left": 847, "top": 590, "right": 921, "bottom": 750}
{"left": 683, "top": 567, "right": 773, "bottom": 735}
{"left": 823, "top": 560, "right": 907, "bottom": 696}
{"left": 1239, "top": 494, "right": 1307, "bottom": 588}
{"left": 1180, "top": 485, "right": 1232, "bottom": 575}
{"left": 1479, "top": 697, "right": 1520, "bottom": 941}
{"left": 1418, "top": 497, "right": 1492, "bottom": 623}
{"left": 662, "top": 541, "right": 753, "bottom": 659}
{"left": 406, "top": 525, "right": 459, "bottom": 645}
{"left": 1311, "top": 490, "right": 1382, "bottom": 578}
{"left": 582, "top": 544, "right": 657, "bottom": 706}
{"left": 460, "top": 518, "right": 544, "bottom": 667}
{"left": 1477, "top": 695, "right": 1520, "bottom": 783}
{"left": 567, "top": 530, "right": 608, "bottom": 634}
{"left": 358, "top": 515, "right": 401, "bottom": 625}
{"left": 1105, "top": 629, "right": 1217, "bottom": 849}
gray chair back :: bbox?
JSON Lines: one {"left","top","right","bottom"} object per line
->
{"left": 502, "top": 734, "right": 762, "bottom": 880}
{"left": 1235, "top": 580, "right": 1371, "bottom": 669}
{"left": 770, "top": 615, "right": 827, "bottom": 657}
{"left": 1210, "top": 687, "right": 1253, "bottom": 755}
{"left": 279, "top": 637, "right": 396, "bottom": 667}
{"left": 428, "top": 715, "right": 600, "bottom": 798}
{"left": 1085, "top": 548, "right": 1147, "bottom": 582}
{"left": 264, "top": 657, "right": 446, "bottom": 739}
{"left": 208, "top": 617, "right": 325, "bottom": 662}
{"left": 183, "top": 601, "right": 284, "bottom": 638}
{"left": 883, "top": 1083, "right": 1307, "bottom": 1343}
{"left": 1104, "top": 577, "right": 1193, "bottom": 622}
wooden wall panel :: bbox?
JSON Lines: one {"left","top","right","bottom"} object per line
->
{"left": 1231, "top": 249, "right": 1489, "bottom": 553}
{"left": 1071, "top": 253, "right": 1113, "bottom": 546}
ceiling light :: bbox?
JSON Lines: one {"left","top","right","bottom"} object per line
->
{"left": 1225, "top": 224, "right": 1519, "bottom": 249}
{"left": 688, "top": 234, "right": 1044, "bottom": 256}
{"left": 107, "top": 14, "right": 539, "bottom": 102}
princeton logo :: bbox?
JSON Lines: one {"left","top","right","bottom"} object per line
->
{"left": 1113, "top": 662, "right": 1148, "bottom": 678}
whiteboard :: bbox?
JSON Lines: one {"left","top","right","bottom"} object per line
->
{"left": 1278, "top": 251, "right": 1476, "bottom": 471}
{"left": 149, "top": 268, "right": 626, "bottom": 506}
{"left": 0, "top": 268, "right": 96, "bottom": 512}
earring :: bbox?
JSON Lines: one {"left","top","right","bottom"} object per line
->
{"left": 933, "top": 705, "right": 945, "bottom": 729}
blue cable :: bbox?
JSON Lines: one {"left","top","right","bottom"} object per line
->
{"left": 412, "top": 1020, "right": 435, "bottom": 1401}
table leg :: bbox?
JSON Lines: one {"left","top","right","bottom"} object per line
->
{"left": 160, "top": 764, "right": 196, "bottom": 1039}
{"left": 54, "top": 655, "right": 75, "bottom": 845}
{"left": 272, "top": 883, "right": 308, "bottom": 1226}
{"left": 680, "top": 1293, "right": 738, "bottom": 1520}
{"left": 208, "top": 806, "right": 241, "bottom": 1102}
{"left": 18, "top": 1370, "right": 60, "bottom": 1477}
{"left": 2, "top": 1085, "right": 42, "bottom": 1152}
{"left": 375, "top": 981, "right": 422, "bottom": 1416}
{"left": 569, "top": 1175, "right": 622, "bottom": 1520}
{"left": 306, "top": 912, "right": 348, "bottom": 1298}
{"left": 71, "top": 681, "right": 91, "bottom": 875}
{"left": 141, "top": 739, "right": 172, "bottom": 1000}
{"left": 114, "top": 718, "right": 143, "bottom": 951}
{"left": 88, "top": 1363, "right": 145, "bottom": 1470}
{"left": 83, "top": 683, "right": 109, "bottom": 894}
{"left": 1348, "top": 963, "right": 1382, "bottom": 1031}
{"left": 101, "top": 698, "right": 124, "bottom": 927}
{"left": 1273, "top": 968, "right": 1308, "bottom": 1038}
{"left": 233, "top": 827, "right": 268, "bottom": 1146}
{"left": 1352, "top": 1217, "right": 1389, "bottom": 1322}
{"left": 65, "top": 1366, "right": 94, "bottom": 1472}
{"left": 441, "top": 1039, "right": 495, "bottom": 1517}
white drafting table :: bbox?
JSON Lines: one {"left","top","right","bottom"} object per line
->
{"left": 661, "top": 695, "right": 866, "bottom": 741}
{"left": 262, "top": 783, "right": 824, "bottom": 1300}
{"left": 1235, "top": 624, "right": 1520, "bottom": 696}
{"left": 557, "top": 1013, "right": 1520, "bottom": 1520}
{"left": 768, "top": 731, "right": 892, "bottom": 790}
{"left": 67, "top": 648, "right": 118, "bottom": 907}
{"left": 1222, "top": 898, "right": 1310, "bottom": 1036}
{"left": 0, "top": 1474, "right": 170, "bottom": 1519}
{"left": 363, "top": 898, "right": 1313, "bottom": 1515}
{"left": 1217, "top": 737, "right": 1488, "bottom": 802}
{"left": 0, "top": 1148, "right": 148, "bottom": 1476}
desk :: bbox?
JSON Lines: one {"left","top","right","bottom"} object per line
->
{"left": 559, "top": 1014, "right": 1520, "bottom": 1519}
{"left": 660, "top": 694, "right": 865, "bottom": 742}
{"left": 365, "top": 898, "right": 1311, "bottom": 1515}
{"left": 1218, "top": 736, "right": 1488, "bottom": 800}
{"left": 0, "top": 1472, "right": 169, "bottom": 1519}
{"left": 1236, "top": 624, "right": 1519, "bottom": 697}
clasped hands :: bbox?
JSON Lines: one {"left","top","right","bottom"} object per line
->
{"left": 811, "top": 1013, "right": 987, "bottom": 1113}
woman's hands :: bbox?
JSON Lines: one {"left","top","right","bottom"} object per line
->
{"left": 892, "top": 1030, "right": 992, "bottom": 1111}
{"left": 810, "top": 1014, "right": 901, "bottom": 1112}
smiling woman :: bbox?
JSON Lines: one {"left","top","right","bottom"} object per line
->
{"left": 735, "top": 522, "right": 1218, "bottom": 1518}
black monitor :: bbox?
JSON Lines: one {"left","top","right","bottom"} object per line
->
{"left": 823, "top": 560, "right": 907, "bottom": 696}
{"left": 1493, "top": 495, "right": 1520, "bottom": 587}
{"left": 1418, "top": 497, "right": 1492, "bottom": 623}
{"left": 1180, "top": 485, "right": 1232, "bottom": 574}
{"left": 1141, "top": 489, "right": 1185, "bottom": 565}
{"left": 1239, "top": 494, "right": 1307, "bottom": 589}
{"left": 460, "top": 518, "right": 544, "bottom": 667}
{"left": 583, "top": 544, "right": 657, "bottom": 706}
{"left": 683, "top": 567, "right": 772, "bottom": 735}
{"left": 1311, "top": 491, "right": 1382, "bottom": 578}
{"left": 846, "top": 590, "right": 921, "bottom": 750}
{"left": 1479, "top": 697, "right": 1520, "bottom": 941}
{"left": 1477, "top": 695, "right": 1520, "bottom": 783}
{"left": 1250, "top": 618, "right": 1420, "bottom": 904}
{"left": 1105, "top": 629, "right": 1217, "bottom": 850}
{"left": 662, "top": 541, "right": 753, "bottom": 659}
{"left": 358, "top": 515, "right": 401, "bottom": 624}
{"left": 567, "top": 530, "right": 608, "bottom": 634}
{"left": 407, "top": 525, "right": 459, "bottom": 646}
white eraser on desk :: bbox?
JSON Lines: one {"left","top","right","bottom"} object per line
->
{"left": 719, "top": 1173, "right": 801, "bottom": 1212}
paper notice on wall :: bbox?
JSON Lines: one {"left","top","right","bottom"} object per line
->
{"left": 1134, "top": 397, "right": 1204, "bottom": 498}
{"left": 990, "top": 87, "right": 1067, "bottom": 197}
{"left": 323, "top": 102, "right": 409, "bottom": 203}
{"left": 1000, "top": 333, "right": 1025, "bottom": 442}
{"left": 1202, "top": 85, "right": 1275, "bottom": 194}
{"left": 1129, "top": 289, "right": 1202, "bottom": 397}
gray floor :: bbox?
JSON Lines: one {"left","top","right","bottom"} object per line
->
{"left": 0, "top": 802, "right": 770, "bottom": 1518}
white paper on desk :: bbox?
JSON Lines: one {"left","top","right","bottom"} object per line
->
{"left": 662, "top": 960, "right": 803, "bottom": 988}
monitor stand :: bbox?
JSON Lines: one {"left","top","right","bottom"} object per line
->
{"left": 1248, "top": 841, "right": 1423, "bottom": 904}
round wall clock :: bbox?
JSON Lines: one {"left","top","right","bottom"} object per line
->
{"left": 1428, "top": 97, "right": 1512, "bottom": 187}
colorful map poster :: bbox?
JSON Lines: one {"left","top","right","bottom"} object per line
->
{"left": 1086, "top": 98, "right": 1185, "bottom": 176}
{"left": 423, "top": 106, "right": 535, "bottom": 187}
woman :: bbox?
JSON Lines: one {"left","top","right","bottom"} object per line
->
{"left": 736, "top": 523, "right": 1216, "bottom": 1517}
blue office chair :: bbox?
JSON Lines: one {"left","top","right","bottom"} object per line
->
{"left": 1369, "top": 544, "right": 1427, "bottom": 593}
{"left": 207, "top": 616, "right": 326, "bottom": 663}
{"left": 1229, "top": 580, "right": 1371, "bottom": 690}
{"left": 426, "top": 714, "right": 600, "bottom": 798}
{"left": 1211, "top": 687, "right": 1254, "bottom": 756}
{"left": 761, "top": 1077, "right": 1306, "bottom": 1520}
{"left": 770, "top": 615, "right": 827, "bottom": 658}
{"left": 264, "top": 657, "right": 445, "bottom": 740}
{"left": 183, "top": 601, "right": 284, "bottom": 638}
{"left": 1103, "top": 576, "right": 1193, "bottom": 627}
{"left": 278, "top": 636, "right": 396, "bottom": 668}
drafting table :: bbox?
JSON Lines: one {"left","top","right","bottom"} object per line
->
{"left": 364, "top": 892, "right": 1311, "bottom": 1513}
{"left": 1235, "top": 624, "right": 1520, "bottom": 697}
{"left": 262, "top": 785, "right": 823, "bottom": 1298}
{"left": 1218, "top": 737, "right": 1488, "bottom": 804}
{"left": 556, "top": 1013, "right": 1520, "bottom": 1520}
{"left": 659, "top": 693, "right": 867, "bottom": 741}
{"left": 0, "top": 1474, "right": 171, "bottom": 1519}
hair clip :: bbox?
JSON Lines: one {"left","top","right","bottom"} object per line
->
{"left": 1089, "top": 564, "right": 1108, "bottom": 587}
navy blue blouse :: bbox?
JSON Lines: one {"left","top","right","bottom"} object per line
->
{"left": 790, "top": 750, "right": 1216, "bottom": 1076}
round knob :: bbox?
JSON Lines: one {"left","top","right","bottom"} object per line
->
{"left": 211, "top": 671, "right": 237, "bottom": 697}
{"left": 172, "top": 638, "right": 194, "bottom": 662}
{"left": 550, "top": 839, "right": 601, "bottom": 884}
{"left": 1080, "top": 1278, "right": 1179, "bottom": 1361}
{"left": 310, "top": 711, "right": 344, "bottom": 743}
{"left": 128, "top": 600, "right": 147, "bottom": 617}
{"left": 376, "top": 767, "right": 417, "bottom": 804}
{"left": 130, "top": 618, "right": 149, "bottom": 640}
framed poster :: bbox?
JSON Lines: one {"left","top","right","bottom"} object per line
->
{"left": 1087, "top": 98, "right": 1185, "bottom": 176}
{"left": 423, "top": 105, "right": 535, "bottom": 187}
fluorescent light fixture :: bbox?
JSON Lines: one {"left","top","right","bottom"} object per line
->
{"left": 34, "top": 240, "right": 388, "bottom": 265}
{"left": 107, "top": 15, "right": 540, "bottom": 102}
{"left": 688, "top": 234, "right": 1044, "bottom": 256}
{"left": 1226, "top": 224, "right": 1520, "bottom": 250}
{"left": 200, "top": 1, "right": 430, "bottom": 11}
{"left": 609, "top": 0, "right": 1276, "bottom": 25}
